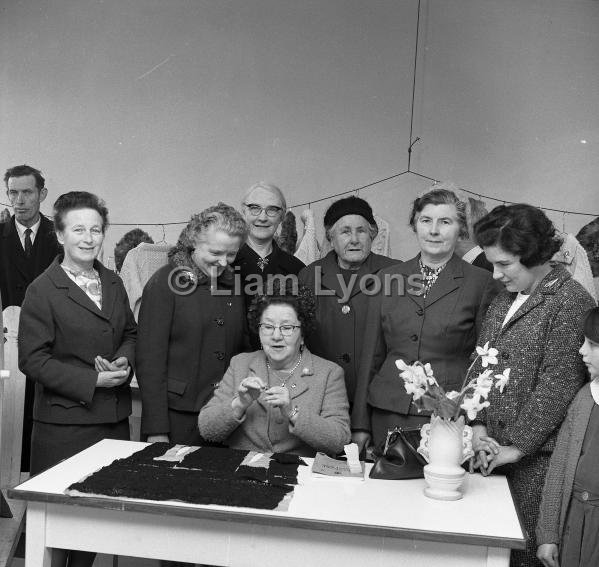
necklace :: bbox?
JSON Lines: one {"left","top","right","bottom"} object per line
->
{"left": 418, "top": 257, "right": 447, "bottom": 298}
{"left": 266, "top": 353, "right": 302, "bottom": 387}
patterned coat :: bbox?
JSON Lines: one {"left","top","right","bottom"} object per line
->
{"left": 473, "top": 264, "right": 595, "bottom": 567}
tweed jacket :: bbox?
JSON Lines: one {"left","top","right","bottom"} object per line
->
{"left": 0, "top": 215, "right": 61, "bottom": 307}
{"left": 136, "top": 263, "right": 249, "bottom": 436}
{"left": 18, "top": 257, "right": 137, "bottom": 424}
{"left": 536, "top": 383, "right": 595, "bottom": 546}
{"left": 356, "top": 254, "right": 497, "bottom": 431}
{"left": 474, "top": 264, "right": 595, "bottom": 455}
{"left": 198, "top": 349, "right": 351, "bottom": 457}
{"left": 298, "top": 251, "right": 397, "bottom": 406}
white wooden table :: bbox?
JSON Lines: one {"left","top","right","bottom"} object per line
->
{"left": 8, "top": 439, "right": 525, "bottom": 567}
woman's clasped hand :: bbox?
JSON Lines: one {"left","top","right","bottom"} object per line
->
{"left": 94, "top": 355, "right": 131, "bottom": 387}
{"left": 469, "top": 429, "right": 524, "bottom": 475}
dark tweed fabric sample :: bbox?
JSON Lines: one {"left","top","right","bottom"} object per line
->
{"left": 67, "top": 444, "right": 298, "bottom": 510}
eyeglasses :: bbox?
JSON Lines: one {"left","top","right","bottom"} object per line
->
{"left": 244, "top": 203, "right": 283, "bottom": 218}
{"left": 258, "top": 323, "right": 301, "bottom": 337}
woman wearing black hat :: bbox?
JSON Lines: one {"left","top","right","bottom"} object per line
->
{"left": 298, "top": 196, "right": 396, "bottom": 452}
{"left": 357, "top": 187, "right": 498, "bottom": 450}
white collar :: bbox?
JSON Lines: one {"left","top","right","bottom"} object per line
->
{"left": 590, "top": 378, "right": 599, "bottom": 406}
{"left": 15, "top": 216, "right": 41, "bottom": 238}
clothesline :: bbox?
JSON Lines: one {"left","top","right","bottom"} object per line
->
{"left": 1, "top": 167, "right": 597, "bottom": 228}
{"left": 2, "top": 167, "right": 597, "bottom": 228}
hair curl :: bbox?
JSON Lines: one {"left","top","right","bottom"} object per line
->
{"left": 247, "top": 280, "right": 316, "bottom": 337}
{"left": 53, "top": 191, "right": 109, "bottom": 233}
{"left": 408, "top": 186, "right": 468, "bottom": 239}
{"left": 114, "top": 228, "right": 154, "bottom": 272}
{"left": 473, "top": 203, "right": 562, "bottom": 268}
{"left": 4, "top": 164, "right": 45, "bottom": 191}
{"left": 168, "top": 202, "right": 248, "bottom": 272}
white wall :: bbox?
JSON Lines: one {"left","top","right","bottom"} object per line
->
{"left": 1, "top": 0, "right": 598, "bottom": 265}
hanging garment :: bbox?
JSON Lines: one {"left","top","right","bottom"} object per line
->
{"left": 275, "top": 210, "right": 298, "bottom": 256}
{"left": 120, "top": 242, "right": 172, "bottom": 320}
{"left": 371, "top": 214, "right": 391, "bottom": 257}
{"left": 553, "top": 233, "right": 597, "bottom": 303}
{"left": 294, "top": 209, "right": 320, "bottom": 265}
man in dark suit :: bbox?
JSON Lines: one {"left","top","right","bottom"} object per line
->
{"left": 1, "top": 164, "right": 61, "bottom": 471}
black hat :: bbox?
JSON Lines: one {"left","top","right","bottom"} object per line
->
{"left": 323, "top": 196, "right": 377, "bottom": 231}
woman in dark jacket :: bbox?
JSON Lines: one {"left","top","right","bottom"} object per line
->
{"left": 358, "top": 187, "right": 497, "bottom": 449}
{"left": 136, "top": 203, "right": 250, "bottom": 445}
{"left": 471, "top": 204, "right": 595, "bottom": 567}
{"left": 19, "top": 191, "right": 136, "bottom": 567}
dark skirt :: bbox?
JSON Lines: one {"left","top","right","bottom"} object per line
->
{"left": 560, "top": 490, "right": 599, "bottom": 567}
{"left": 30, "top": 419, "right": 130, "bottom": 475}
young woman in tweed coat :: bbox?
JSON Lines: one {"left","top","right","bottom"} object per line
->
{"left": 470, "top": 204, "right": 595, "bottom": 567}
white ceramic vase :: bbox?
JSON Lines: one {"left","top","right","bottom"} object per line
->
{"left": 417, "top": 415, "right": 474, "bottom": 500}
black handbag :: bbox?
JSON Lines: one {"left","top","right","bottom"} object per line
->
{"left": 369, "top": 426, "right": 427, "bottom": 480}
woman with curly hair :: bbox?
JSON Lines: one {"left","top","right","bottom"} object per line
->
{"left": 470, "top": 204, "right": 595, "bottom": 567}
{"left": 199, "top": 282, "right": 351, "bottom": 456}
{"left": 136, "top": 203, "right": 250, "bottom": 445}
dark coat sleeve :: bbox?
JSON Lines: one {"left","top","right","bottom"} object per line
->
{"left": 135, "top": 269, "right": 175, "bottom": 435}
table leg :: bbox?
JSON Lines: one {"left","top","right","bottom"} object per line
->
{"left": 25, "top": 502, "right": 52, "bottom": 567}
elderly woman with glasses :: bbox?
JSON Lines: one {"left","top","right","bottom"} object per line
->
{"left": 233, "top": 183, "right": 305, "bottom": 348}
{"left": 198, "top": 283, "right": 351, "bottom": 456}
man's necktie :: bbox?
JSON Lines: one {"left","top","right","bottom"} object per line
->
{"left": 24, "top": 228, "right": 33, "bottom": 257}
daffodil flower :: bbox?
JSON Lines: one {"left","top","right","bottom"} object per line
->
{"left": 476, "top": 341, "right": 499, "bottom": 367}
{"left": 404, "top": 381, "right": 426, "bottom": 400}
{"left": 460, "top": 393, "right": 490, "bottom": 420}
{"left": 473, "top": 370, "right": 494, "bottom": 398}
{"left": 494, "top": 368, "right": 510, "bottom": 393}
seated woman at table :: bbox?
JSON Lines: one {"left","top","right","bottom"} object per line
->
{"left": 536, "top": 307, "right": 599, "bottom": 567}
{"left": 198, "top": 283, "right": 351, "bottom": 456}
{"left": 470, "top": 204, "right": 595, "bottom": 567}
{"left": 18, "top": 191, "right": 136, "bottom": 567}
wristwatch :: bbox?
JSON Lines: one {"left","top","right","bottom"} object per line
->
{"left": 287, "top": 406, "right": 299, "bottom": 420}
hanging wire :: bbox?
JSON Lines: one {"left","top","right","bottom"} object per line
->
{"left": 407, "top": 0, "right": 422, "bottom": 172}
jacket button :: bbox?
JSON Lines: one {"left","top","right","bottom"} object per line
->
{"left": 339, "top": 353, "right": 351, "bottom": 364}
{"left": 416, "top": 308, "right": 423, "bottom": 316}
{"left": 502, "top": 352, "right": 510, "bottom": 360}
{"left": 411, "top": 334, "right": 418, "bottom": 342}
{"left": 582, "top": 491, "right": 589, "bottom": 501}
{"left": 214, "top": 351, "right": 225, "bottom": 361}
{"left": 214, "top": 318, "right": 224, "bottom": 326}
